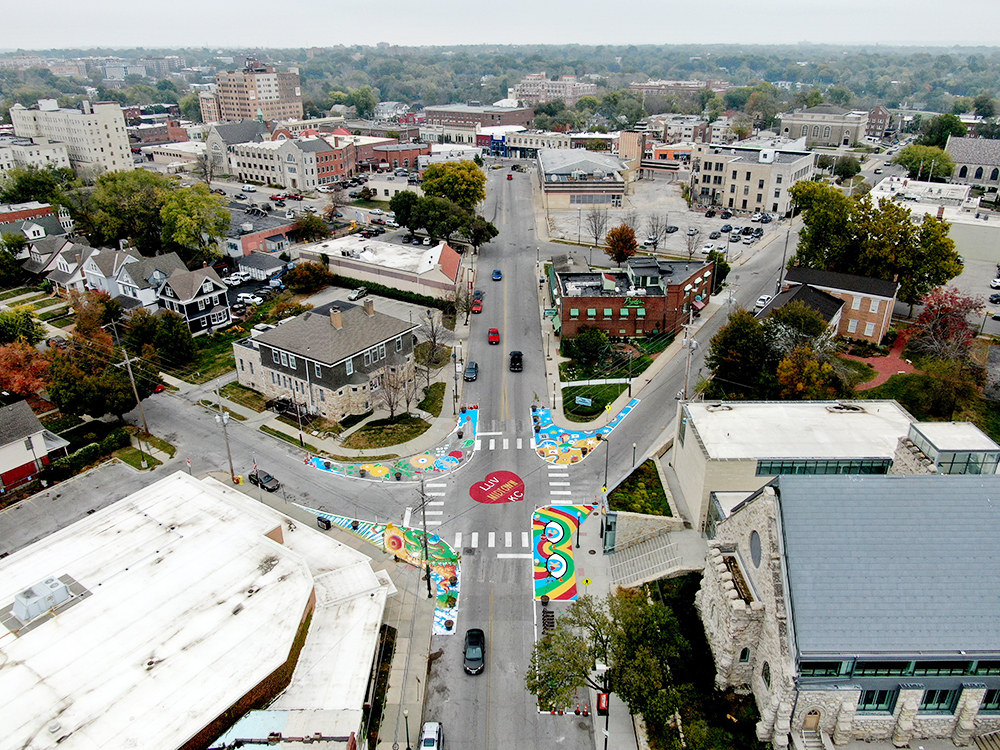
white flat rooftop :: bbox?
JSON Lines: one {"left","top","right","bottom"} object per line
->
{"left": 687, "top": 400, "right": 914, "bottom": 460}
{"left": 0, "top": 472, "right": 386, "bottom": 750}
{"left": 914, "top": 421, "right": 1000, "bottom": 452}
{"left": 309, "top": 235, "right": 442, "bottom": 275}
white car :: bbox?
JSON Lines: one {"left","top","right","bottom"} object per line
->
{"left": 241, "top": 184, "right": 257, "bottom": 192}
{"left": 224, "top": 276, "right": 243, "bottom": 287}
{"left": 687, "top": 227, "right": 699, "bottom": 236}
{"left": 700, "top": 244, "right": 715, "bottom": 254}
{"left": 991, "top": 278, "right": 1000, "bottom": 290}
{"left": 370, "top": 208, "right": 384, "bottom": 215}
{"left": 386, "top": 220, "right": 400, "bottom": 228}
{"left": 236, "top": 292, "right": 264, "bottom": 305}
{"left": 754, "top": 295, "right": 772, "bottom": 311}
{"left": 285, "top": 210, "right": 295, "bottom": 219}
{"left": 317, "top": 186, "right": 332, "bottom": 193}
{"left": 305, "top": 205, "right": 317, "bottom": 213}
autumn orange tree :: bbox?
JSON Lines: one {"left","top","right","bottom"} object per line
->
{"left": 604, "top": 224, "right": 638, "bottom": 266}
{"left": 0, "top": 342, "right": 50, "bottom": 397}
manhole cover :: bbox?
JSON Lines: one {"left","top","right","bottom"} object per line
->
{"left": 589, "top": 549, "right": 597, "bottom": 555}
{"left": 464, "top": 548, "right": 477, "bottom": 555}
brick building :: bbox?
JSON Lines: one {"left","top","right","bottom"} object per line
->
{"left": 372, "top": 142, "right": 431, "bottom": 171}
{"left": 509, "top": 73, "right": 598, "bottom": 107}
{"left": 781, "top": 267, "right": 898, "bottom": 343}
{"left": 203, "top": 57, "right": 302, "bottom": 123}
{"left": 422, "top": 104, "right": 534, "bottom": 129}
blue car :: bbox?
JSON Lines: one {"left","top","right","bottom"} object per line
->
{"left": 492, "top": 269, "right": 502, "bottom": 281}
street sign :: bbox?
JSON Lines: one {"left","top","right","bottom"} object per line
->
{"left": 543, "top": 308, "right": 557, "bottom": 318}
{"left": 575, "top": 396, "right": 593, "bottom": 407}
{"left": 583, "top": 578, "right": 592, "bottom": 586}
{"left": 604, "top": 404, "right": 612, "bottom": 412}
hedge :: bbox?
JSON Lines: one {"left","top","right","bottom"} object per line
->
{"left": 327, "top": 273, "right": 451, "bottom": 312}
{"left": 46, "top": 428, "right": 131, "bottom": 481}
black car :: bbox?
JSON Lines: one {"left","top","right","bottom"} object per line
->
{"left": 720, "top": 211, "right": 733, "bottom": 219}
{"left": 752, "top": 227, "right": 764, "bottom": 237}
{"left": 509, "top": 350, "right": 523, "bottom": 372}
{"left": 665, "top": 225, "right": 679, "bottom": 233}
{"left": 705, "top": 209, "right": 716, "bottom": 217}
{"left": 249, "top": 470, "right": 281, "bottom": 492}
{"left": 742, "top": 226, "right": 755, "bottom": 235}
{"left": 760, "top": 215, "right": 773, "bottom": 224}
{"left": 990, "top": 294, "right": 1000, "bottom": 304}
{"left": 720, "top": 224, "right": 732, "bottom": 233}
{"left": 709, "top": 231, "right": 721, "bottom": 239}
{"left": 463, "top": 361, "right": 479, "bottom": 381}
{"left": 463, "top": 628, "right": 485, "bottom": 675}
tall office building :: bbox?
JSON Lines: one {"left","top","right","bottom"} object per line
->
{"left": 9, "top": 99, "right": 133, "bottom": 178}
{"left": 202, "top": 57, "right": 303, "bottom": 124}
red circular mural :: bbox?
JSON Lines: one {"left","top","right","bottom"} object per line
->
{"left": 469, "top": 471, "right": 525, "bottom": 504}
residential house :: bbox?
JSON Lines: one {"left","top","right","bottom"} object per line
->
{"left": 373, "top": 101, "right": 410, "bottom": 121}
{"left": 781, "top": 267, "right": 898, "bottom": 343}
{"left": 232, "top": 299, "right": 417, "bottom": 422}
{"left": 945, "top": 136, "right": 1000, "bottom": 188}
{"left": 238, "top": 251, "right": 284, "bottom": 282}
{"left": 157, "top": 267, "right": 231, "bottom": 335}
{"left": 82, "top": 247, "right": 141, "bottom": 298}
{"left": 865, "top": 105, "right": 892, "bottom": 139}
{"left": 115, "top": 253, "right": 188, "bottom": 311}
{"left": 20, "top": 236, "right": 75, "bottom": 278}
{"left": 698, "top": 472, "right": 1000, "bottom": 748}
{"left": 45, "top": 241, "right": 96, "bottom": 296}
{"left": 0, "top": 401, "right": 69, "bottom": 490}
{"left": 6, "top": 212, "right": 68, "bottom": 248}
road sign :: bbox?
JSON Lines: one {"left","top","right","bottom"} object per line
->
{"left": 604, "top": 403, "right": 612, "bottom": 412}
{"left": 575, "top": 396, "right": 592, "bottom": 407}
{"left": 583, "top": 578, "right": 592, "bottom": 586}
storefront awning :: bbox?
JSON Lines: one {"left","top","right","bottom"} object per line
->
{"left": 692, "top": 299, "right": 707, "bottom": 311}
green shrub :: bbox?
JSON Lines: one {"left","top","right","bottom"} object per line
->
{"left": 101, "top": 428, "right": 131, "bottom": 453}
{"left": 327, "top": 273, "right": 448, "bottom": 311}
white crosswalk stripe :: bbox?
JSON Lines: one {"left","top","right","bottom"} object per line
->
{"left": 426, "top": 492, "right": 446, "bottom": 497}
{"left": 488, "top": 532, "right": 496, "bottom": 548}
{"left": 427, "top": 483, "right": 446, "bottom": 488}
{"left": 522, "top": 531, "right": 530, "bottom": 547}
{"left": 471, "top": 532, "right": 479, "bottom": 547}
{"left": 550, "top": 490, "right": 572, "bottom": 495}
{"left": 429, "top": 501, "right": 445, "bottom": 506}
{"left": 548, "top": 472, "right": 569, "bottom": 478}
{"left": 425, "top": 510, "right": 443, "bottom": 516}
{"left": 454, "top": 532, "right": 463, "bottom": 548}
{"left": 516, "top": 438, "right": 523, "bottom": 450}
{"left": 549, "top": 482, "right": 570, "bottom": 486}
{"left": 475, "top": 439, "right": 482, "bottom": 450}
{"left": 489, "top": 439, "right": 496, "bottom": 450}
{"left": 426, "top": 520, "right": 442, "bottom": 526}
{"left": 459, "top": 530, "right": 537, "bottom": 548}
{"left": 503, "top": 439, "right": 509, "bottom": 450}
{"left": 505, "top": 532, "right": 512, "bottom": 547}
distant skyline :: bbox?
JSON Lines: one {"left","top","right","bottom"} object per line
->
{"left": 3, "top": 0, "right": 999, "bottom": 51}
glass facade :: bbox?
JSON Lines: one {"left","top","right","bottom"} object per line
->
{"left": 859, "top": 689, "right": 897, "bottom": 712}
{"left": 756, "top": 458, "right": 891, "bottom": 476}
{"left": 907, "top": 425, "right": 1000, "bottom": 475}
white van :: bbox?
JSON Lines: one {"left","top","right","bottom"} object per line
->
{"left": 241, "top": 184, "right": 257, "bottom": 192}
{"left": 420, "top": 722, "right": 442, "bottom": 750}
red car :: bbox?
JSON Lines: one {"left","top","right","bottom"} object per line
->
{"left": 269, "top": 194, "right": 285, "bottom": 201}
{"left": 286, "top": 193, "right": 303, "bottom": 201}
{"left": 506, "top": 174, "right": 513, "bottom": 180}
{"left": 488, "top": 328, "right": 500, "bottom": 345}
{"left": 471, "top": 299, "right": 483, "bottom": 314}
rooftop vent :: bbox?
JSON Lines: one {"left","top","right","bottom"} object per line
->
{"left": 826, "top": 402, "right": 866, "bottom": 413}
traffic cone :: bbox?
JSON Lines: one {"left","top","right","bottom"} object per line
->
{"left": 583, "top": 704, "right": 590, "bottom": 716}
{"left": 575, "top": 704, "right": 580, "bottom": 715}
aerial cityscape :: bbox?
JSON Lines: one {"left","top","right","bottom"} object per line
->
{"left": 1, "top": 30, "right": 999, "bottom": 750}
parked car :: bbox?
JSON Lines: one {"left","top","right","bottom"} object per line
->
{"left": 269, "top": 194, "right": 284, "bottom": 201}
{"left": 248, "top": 470, "right": 280, "bottom": 491}
{"left": 743, "top": 236, "right": 756, "bottom": 245}
{"left": 990, "top": 278, "right": 1000, "bottom": 290}
{"left": 305, "top": 206, "right": 317, "bottom": 213}
{"left": 471, "top": 299, "right": 483, "bottom": 314}
{"left": 286, "top": 193, "right": 303, "bottom": 201}
{"left": 752, "top": 227, "right": 763, "bottom": 237}
{"left": 750, "top": 212, "right": 763, "bottom": 222}
{"left": 720, "top": 224, "right": 732, "bottom": 233}
{"left": 700, "top": 244, "right": 715, "bottom": 254}
{"left": 742, "top": 226, "right": 755, "bottom": 235}
{"left": 720, "top": 211, "right": 733, "bottom": 219}
{"left": 317, "top": 186, "right": 332, "bottom": 193}
{"left": 687, "top": 227, "right": 699, "bottom": 236}
{"left": 47, "top": 336, "right": 68, "bottom": 350}
{"left": 509, "top": 350, "right": 523, "bottom": 372}
{"left": 463, "top": 361, "right": 479, "bottom": 381}
{"left": 241, "top": 184, "right": 257, "bottom": 192}
{"left": 709, "top": 231, "right": 721, "bottom": 239}
{"left": 705, "top": 209, "right": 716, "bottom": 218}
{"left": 386, "top": 220, "right": 399, "bottom": 229}
{"left": 463, "top": 628, "right": 485, "bottom": 675}
{"left": 422, "top": 237, "right": 431, "bottom": 245}
{"left": 420, "top": 723, "right": 443, "bottom": 750}
{"left": 644, "top": 236, "right": 658, "bottom": 247}
{"left": 236, "top": 292, "right": 264, "bottom": 305}
{"left": 488, "top": 328, "right": 500, "bottom": 345}
{"left": 212, "top": 188, "right": 227, "bottom": 196}
{"left": 348, "top": 287, "right": 368, "bottom": 301}
{"left": 665, "top": 225, "right": 679, "bottom": 233}
{"left": 234, "top": 193, "right": 248, "bottom": 200}
{"left": 370, "top": 208, "right": 384, "bottom": 215}
{"left": 760, "top": 215, "right": 773, "bottom": 224}
{"left": 755, "top": 295, "right": 772, "bottom": 311}
{"left": 990, "top": 294, "right": 1000, "bottom": 304}
{"left": 492, "top": 269, "right": 502, "bottom": 281}
{"left": 473, "top": 289, "right": 484, "bottom": 300}
{"left": 224, "top": 275, "right": 243, "bottom": 287}
{"left": 730, "top": 233, "right": 742, "bottom": 243}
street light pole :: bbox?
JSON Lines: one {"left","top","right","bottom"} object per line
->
{"left": 404, "top": 708, "right": 411, "bottom": 750}
{"left": 633, "top": 443, "right": 637, "bottom": 468}
{"left": 602, "top": 433, "right": 610, "bottom": 492}
{"left": 420, "top": 477, "right": 432, "bottom": 599}
{"left": 452, "top": 352, "right": 458, "bottom": 415}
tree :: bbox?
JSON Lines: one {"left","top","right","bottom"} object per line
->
{"left": 704, "top": 309, "right": 771, "bottom": 399}
{"left": 0, "top": 342, "right": 50, "bottom": 396}
{"left": 377, "top": 366, "right": 408, "bottom": 419}
{"left": 472, "top": 153, "right": 484, "bottom": 167}
{"left": 414, "top": 196, "right": 467, "bottom": 243}
{"left": 815, "top": 154, "right": 835, "bottom": 172}
{"left": 604, "top": 224, "right": 637, "bottom": 266}
{"left": 122, "top": 307, "right": 161, "bottom": 355}
{"left": 645, "top": 214, "right": 664, "bottom": 248}
{"left": 160, "top": 184, "right": 230, "bottom": 261}
{"left": 0, "top": 307, "right": 45, "bottom": 346}
{"left": 685, "top": 229, "right": 700, "bottom": 260}
{"left": 153, "top": 311, "right": 195, "bottom": 366}
{"left": 322, "top": 185, "right": 349, "bottom": 220}
{"left": 585, "top": 207, "right": 610, "bottom": 248}
{"left": 825, "top": 85, "right": 854, "bottom": 108}
{"left": 918, "top": 113, "right": 967, "bottom": 149}
{"left": 706, "top": 249, "right": 730, "bottom": 293}
{"left": 893, "top": 144, "right": 954, "bottom": 181}
{"left": 570, "top": 326, "right": 609, "bottom": 364}
{"left": 91, "top": 170, "right": 173, "bottom": 255}
{"left": 0, "top": 165, "right": 74, "bottom": 204}
{"left": 0, "top": 241, "right": 24, "bottom": 286}
{"left": 70, "top": 290, "right": 122, "bottom": 338}
{"left": 776, "top": 346, "right": 842, "bottom": 400}
{"left": 420, "top": 161, "right": 487, "bottom": 209}
{"left": 460, "top": 214, "right": 498, "bottom": 253}
{"left": 833, "top": 155, "right": 861, "bottom": 181}
{"left": 178, "top": 93, "right": 202, "bottom": 122}
{"left": 973, "top": 93, "right": 996, "bottom": 120}
{"left": 293, "top": 213, "right": 332, "bottom": 242}
{"left": 348, "top": 86, "right": 378, "bottom": 119}
{"left": 284, "top": 261, "right": 333, "bottom": 294}
{"left": 389, "top": 191, "right": 420, "bottom": 231}
{"left": 903, "top": 287, "right": 981, "bottom": 364}
{"left": 525, "top": 625, "right": 594, "bottom": 711}
{"left": 191, "top": 151, "right": 217, "bottom": 184}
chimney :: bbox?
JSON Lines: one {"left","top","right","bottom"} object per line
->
{"left": 329, "top": 306, "right": 343, "bottom": 330}
{"left": 363, "top": 298, "right": 374, "bottom": 317}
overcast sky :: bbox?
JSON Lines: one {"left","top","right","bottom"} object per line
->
{"left": 3, "top": 0, "right": 998, "bottom": 50}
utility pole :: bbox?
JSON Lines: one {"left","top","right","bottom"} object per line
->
{"left": 419, "top": 477, "right": 432, "bottom": 598}
{"left": 116, "top": 349, "right": 150, "bottom": 469}
{"left": 215, "top": 382, "right": 237, "bottom": 483}
{"left": 452, "top": 352, "right": 459, "bottom": 415}
{"left": 682, "top": 308, "right": 695, "bottom": 400}
{"left": 776, "top": 228, "right": 790, "bottom": 295}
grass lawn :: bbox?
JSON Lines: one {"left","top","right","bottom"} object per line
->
{"left": 221, "top": 382, "right": 268, "bottom": 412}
{"left": 561, "top": 383, "right": 629, "bottom": 423}
{"left": 341, "top": 414, "right": 430, "bottom": 450}
{"left": 39, "top": 307, "right": 73, "bottom": 321}
{"left": 143, "top": 433, "right": 176, "bottom": 458}
{"left": 418, "top": 382, "right": 446, "bottom": 417}
{"left": 114, "top": 446, "right": 162, "bottom": 470}
{"left": 260, "top": 424, "right": 318, "bottom": 452}
{"left": 340, "top": 410, "right": 373, "bottom": 430}
{"left": 0, "top": 287, "right": 42, "bottom": 300}
{"left": 415, "top": 342, "right": 453, "bottom": 369}
{"left": 41, "top": 413, "right": 84, "bottom": 433}
{"left": 29, "top": 297, "right": 64, "bottom": 310}
{"left": 608, "top": 459, "right": 670, "bottom": 516}
{"left": 836, "top": 355, "right": 878, "bottom": 388}
{"left": 559, "top": 353, "right": 652, "bottom": 383}
{"left": 199, "top": 399, "right": 247, "bottom": 419}
{"left": 172, "top": 335, "right": 238, "bottom": 384}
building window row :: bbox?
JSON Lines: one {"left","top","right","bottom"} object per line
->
{"left": 756, "top": 458, "right": 891, "bottom": 476}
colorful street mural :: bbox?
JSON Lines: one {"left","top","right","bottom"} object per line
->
{"left": 469, "top": 470, "right": 525, "bottom": 504}
{"left": 532, "top": 505, "right": 594, "bottom": 601}
{"left": 304, "top": 507, "right": 462, "bottom": 635}
{"left": 304, "top": 407, "right": 478, "bottom": 482}
{"left": 532, "top": 400, "right": 639, "bottom": 465}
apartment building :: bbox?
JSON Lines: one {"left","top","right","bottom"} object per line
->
{"left": 630, "top": 79, "right": 731, "bottom": 96}
{"left": 690, "top": 140, "right": 813, "bottom": 215}
{"left": 865, "top": 105, "right": 892, "bottom": 139}
{"left": 201, "top": 58, "right": 302, "bottom": 123}
{"left": 9, "top": 99, "right": 132, "bottom": 178}
{"left": 422, "top": 104, "right": 534, "bottom": 129}
{"left": 509, "top": 73, "right": 598, "bottom": 107}
{"left": 0, "top": 135, "right": 70, "bottom": 176}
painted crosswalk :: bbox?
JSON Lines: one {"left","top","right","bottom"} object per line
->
{"left": 472, "top": 436, "right": 536, "bottom": 451}
{"left": 454, "top": 530, "right": 534, "bottom": 550}
{"left": 548, "top": 470, "right": 576, "bottom": 505}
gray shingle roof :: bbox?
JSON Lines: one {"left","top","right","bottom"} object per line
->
{"left": 784, "top": 267, "right": 898, "bottom": 299}
{"left": 120, "top": 253, "right": 186, "bottom": 290}
{"left": 760, "top": 284, "right": 843, "bottom": 322}
{"left": 946, "top": 135, "right": 1000, "bottom": 167}
{"left": 777, "top": 474, "right": 1000, "bottom": 658}
{"left": 162, "top": 267, "right": 224, "bottom": 302}
{"left": 238, "top": 252, "right": 284, "bottom": 273}
{"left": 13, "top": 214, "right": 66, "bottom": 238}
{"left": 213, "top": 120, "right": 270, "bottom": 145}
{"left": 0, "top": 400, "right": 43, "bottom": 447}
{"left": 255, "top": 302, "right": 414, "bottom": 365}
{"left": 87, "top": 248, "right": 140, "bottom": 277}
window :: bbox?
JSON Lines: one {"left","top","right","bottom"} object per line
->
{"left": 858, "top": 689, "right": 897, "bottom": 713}
{"left": 812, "top": 126, "right": 819, "bottom": 138}
{"left": 852, "top": 296, "right": 862, "bottom": 310}
{"left": 315, "top": 362, "right": 322, "bottom": 378}
{"left": 320, "top": 389, "right": 325, "bottom": 402}
{"left": 869, "top": 299, "right": 879, "bottom": 313}
{"left": 776, "top": 175, "right": 783, "bottom": 184}
{"left": 396, "top": 336, "right": 402, "bottom": 352}
{"left": 801, "top": 125, "right": 808, "bottom": 137}
{"left": 920, "top": 689, "right": 957, "bottom": 713}
{"left": 570, "top": 308, "right": 579, "bottom": 318}
{"left": 346, "top": 360, "right": 353, "bottom": 376}
{"left": 198, "top": 299, "right": 205, "bottom": 311}
{"left": 288, "top": 355, "right": 296, "bottom": 368}
{"left": 636, "top": 308, "right": 646, "bottom": 318}
{"left": 731, "top": 170, "right": 737, "bottom": 179}
{"left": 280, "top": 352, "right": 288, "bottom": 366}
{"left": 587, "top": 308, "right": 596, "bottom": 319}
{"left": 761, "top": 662, "right": 771, "bottom": 688}
{"left": 743, "top": 185, "right": 749, "bottom": 195}
{"left": 739, "top": 648, "right": 750, "bottom": 663}
{"left": 992, "top": 168, "right": 1000, "bottom": 181}
{"left": 912, "top": 661, "right": 969, "bottom": 676}
{"left": 272, "top": 350, "right": 280, "bottom": 364}
{"left": 854, "top": 661, "right": 908, "bottom": 677}
{"left": 983, "top": 689, "right": 1000, "bottom": 712}
{"left": 758, "top": 179, "right": 764, "bottom": 189}
{"left": 975, "top": 661, "right": 1000, "bottom": 675}
{"left": 603, "top": 308, "right": 612, "bottom": 318}
{"left": 775, "top": 189, "right": 781, "bottom": 198}
{"left": 823, "top": 126, "right": 831, "bottom": 139}
{"left": 756, "top": 458, "right": 891, "bottom": 476}
{"left": 799, "top": 661, "right": 844, "bottom": 677}
{"left": 619, "top": 309, "right": 629, "bottom": 318}
{"left": 975, "top": 167, "right": 984, "bottom": 180}
{"left": 864, "top": 321, "right": 875, "bottom": 337}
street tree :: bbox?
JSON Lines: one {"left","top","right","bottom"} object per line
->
{"left": 584, "top": 207, "right": 610, "bottom": 248}
{"left": 377, "top": 366, "right": 408, "bottom": 419}
{"left": 122, "top": 307, "right": 161, "bottom": 355}
{"left": 903, "top": 287, "right": 982, "bottom": 364}
{"left": 0, "top": 307, "right": 45, "bottom": 346}
{"left": 421, "top": 161, "right": 487, "bottom": 209}
{"left": 70, "top": 290, "right": 123, "bottom": 338}
{"left": 417, "top": 310, "right": 453, "bottom": 367}
{"left": 685, "top": 229, "right": 699, "bottom": 260}
{"left": 645, "top": 214, "right": 665, "bottom": 248}
{"left": 160, "top": 184, "right": 230, "bottom": 262}
{"left": 0, "top": 342, "right": 51, "bottom": 396}
{"left": 704, "top": 309, "right": 772, "bottom": 399}
{"left": 604, "top": 224, "right": 637, "bottom": 266}
{"left": 893, "top": 144, "right": 954, "bottom": 181}
{"left": 834, "top": 155, "right": 861, "bottom": 181}
{"left": 918, "top": 113, "right": 967, "bottom": 148}
{"left": 322, "top": 185, "right": 349, "bottom": 220}
{"left": 460, "top": 214, "right": 499, "bottom": 254}
{"left": 569, "top": 326, "right": 609, "bottom": 363}
{"left": 153, "top": 311, "right": 195, "bottom": 366}
{"left": 776, "top": 346, "right": 842, "bottom": 400}
{"left": 293, "top": 213, "right": 332, "bottom": 242}
{"left": 285, "top": 261, "right": 333, "bottom": 294}
{"left": 525, "top": 625, "right": 594, "bottom": 711}
{"left": 91, "top": 170, "right": 173, "bottom": 255}
{"left": 191, "top": 151, "right": 217, "bottom": 184}
{"left": 815, "top": 154, "right": 835, "bottom": 172}
{"left": 621, "top": 209, "right": 640, "bottom": 234}
{"left": 178, "top": 93, "right": 201, "bottom": 122}
{"left": 415, "top": 196, "right": 467, "bottom": 243}
{"left": 389, "top": 191, "right": 421, "bottom": 231}
{"left": 706, "top": 249, "right": 730, "bottom": 293}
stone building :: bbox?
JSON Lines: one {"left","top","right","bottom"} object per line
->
{"left": 777, "top": 105, "right": 865, "bottom": 148}
{"left": 232, "top": 300, "right": 417, "bottom": 422}
{"left": 946, "top": 136, "right": 1000, "bottom": 188}
{"left": 698, "top": 473, "right": 1000, "bottom": 748}
{"left": 509, "top": 73, "right": 598, "bottom": 107}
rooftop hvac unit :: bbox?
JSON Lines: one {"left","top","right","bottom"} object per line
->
{"left": 240, "top": 222, "right": 253, "bottom": 233}
{"left": 571, "top": 170, "right": 586, "bottom": 180}
{"left": 593, "top": 169, "right": 606, "bottom": 179}
{"left": 13, "top": 576, "right": 71, "bottom": 624}
{"left": 758, "top": 149, "right": 776, "bottom": 164}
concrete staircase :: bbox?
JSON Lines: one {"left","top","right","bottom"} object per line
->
{"left": 800, "top": 731, "right": 823, "bottom": 750}
{"left": 610, "top": 530, "right": 684, "bottom": 588}
{"left": 976, "top": 731, "right": 1000, "bottom": 750}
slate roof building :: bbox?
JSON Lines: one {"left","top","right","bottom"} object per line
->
{"left": 204, "top": 119, "right": 271, "bottom": 173}
{"left": 698, "top": 473, "right": 1000, "bottom": 748}
{"left": 755, "top": 283, "right": 844, "bottom": 325}
{"left": 946, "top": 135, "right": 1000, "bottom": 188}
{"left": 233, "top": 299, "right": 417, "bottom": 422}
{"left": 237, "top": 251, "right": 285, "bottom": 281}
{"left": 0, "top": 400, "right": 69, "bottom": 490}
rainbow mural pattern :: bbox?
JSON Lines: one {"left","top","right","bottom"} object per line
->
{"left": 304, "top": 508, "right": 462, "bottom": 635}
{"left": 532, "top": 400, "right": 639, "bottom": 465}
{"left": 532, "top": 505, "right": 594, "bottom": 601}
